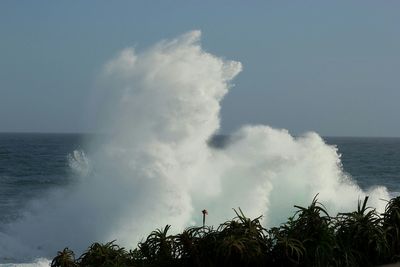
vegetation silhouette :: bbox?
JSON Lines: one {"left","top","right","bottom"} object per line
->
{"left": 52, "top": 195, "right": 400, "bottom": 267}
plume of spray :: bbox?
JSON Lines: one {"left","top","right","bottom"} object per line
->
{"left": 0, "top": 30, "right": 390, "bottom": 262}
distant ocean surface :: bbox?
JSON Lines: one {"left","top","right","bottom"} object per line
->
{"left": 0, "top": 133, "right": 399, "bottom": 228}
{"left": 0, "top": 133, "right": 86, "bottom": 228}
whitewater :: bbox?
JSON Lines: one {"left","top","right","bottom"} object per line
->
{"left": 0, "top": 31, "right": 390, "bottom": 266}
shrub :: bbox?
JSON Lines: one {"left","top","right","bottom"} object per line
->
{"left": 137, "top": 225, "right": 179, "bottom": 266}
{"left": 78, "top": 240, "right": 133, "bottom": 267}
{"left": 51, "top": 248, "right": 77, "bottom": 267}
{"left": 52, "top": 195, "right": 400, "bottom": 267}
{"left": 335, "top": 196, "right": 388, "bottom": 266}
{"left": 383, "top": 196, "right": 400, "bottom": 263}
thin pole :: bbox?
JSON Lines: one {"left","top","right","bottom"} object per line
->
{"left": 202, "top": 209, "right": 208, "bottom": 227}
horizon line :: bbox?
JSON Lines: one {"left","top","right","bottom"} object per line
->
{"left": 0, "top": 131, "right": 399, "bottom": 139}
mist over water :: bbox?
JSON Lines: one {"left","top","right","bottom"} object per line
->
{"left": 0, "top": 31, "right": 390, "bottom": 263}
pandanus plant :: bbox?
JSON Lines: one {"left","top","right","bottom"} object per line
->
{"left": 269, "top": 223, "right": 305, "bottom": 267}
{"left": 335, "top": 196, "right": 389, "bottom": 266}
{"left": 214, "top": 208, "right": 270, "bottom": 267}
{"left": 138, "top": 224, "right": 178, "bottom": 266}
{"left": 291, "top": 195, "right": 335, "bottom": 266}
{"left": 174, "top": 226, "right": 214, "bottom": 267}
{"left": 77, "top": 240, "right": 131, "bottom": 267}
{"left": 383, "top": 196, "right": 400, "bottom": 262}
{"left": 51, "top": 195, "right": 400, "bottom": 267}
{"left": 269, "top": 195, "right": 335, "bottom": 267}
{"left": 51, "top": 248, "right": 77, "bottom": 267}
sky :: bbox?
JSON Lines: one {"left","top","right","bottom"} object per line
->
{"left": 0, "top": 1, "right": 400, "bottom": 137}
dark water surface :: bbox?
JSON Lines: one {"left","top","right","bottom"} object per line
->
{"left": 0, "top": 133, "right": 85, "bottom": 224}
{"left": 326, "top": 137, "right": 400, "bottom": 194}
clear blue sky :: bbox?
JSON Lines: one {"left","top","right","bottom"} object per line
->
{"left": 1, "top": 1, "right": 400, "bottom": 137}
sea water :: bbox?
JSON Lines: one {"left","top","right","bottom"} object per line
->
{"left": 0, "top": 133, "right": 399, "bottom": 265}
{"left": 1, "top": 134, "right": 399, "bottom": 225}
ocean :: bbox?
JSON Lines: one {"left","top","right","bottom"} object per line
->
{"left": 0, "top": 133, "right": 86, "bottom": 228}
{"left": 327, "top": 136, "right": 400, "bottom": 194}
{"left": 0, "top": 133, "right": 399, "bottom": 265}
{"left": 1, "top": 133, "right": 400, "bottom": 228}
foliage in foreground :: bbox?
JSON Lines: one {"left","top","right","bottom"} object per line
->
{"left": 52, "top": 196, "right": 400, "bottom": 267}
